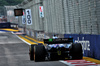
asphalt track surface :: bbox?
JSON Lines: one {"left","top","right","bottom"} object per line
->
{"left": 0, "top": 32, "right": 67, "bottom": 66}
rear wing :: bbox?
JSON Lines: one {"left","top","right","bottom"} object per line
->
{"left": 44, "top": 38, "right": 73, "bottom": 44}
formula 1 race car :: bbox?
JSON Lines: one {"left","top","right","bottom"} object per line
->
{"left": 29, "top": 38, "right": 83, "bottom": 62}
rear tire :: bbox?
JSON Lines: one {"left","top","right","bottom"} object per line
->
{"left": 70, "top": 43, "right": 83, "bottom": 59}
{"left": 29, "top": 45, "right": 36, "bottom": 61}
{"left": 34, "top": 45, "right": 45, "bottom": 62}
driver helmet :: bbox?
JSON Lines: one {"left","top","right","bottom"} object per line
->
{"left": 52, "top": 34, "right": 58, "bottom": 39}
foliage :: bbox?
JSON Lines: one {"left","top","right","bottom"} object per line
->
{"left": 0, "top": 0, "right": 24, "bottom": 6}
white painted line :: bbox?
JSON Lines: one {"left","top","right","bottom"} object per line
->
{"left": 11, "top": 32, "right": 31, "bottom": 45}
{"left": 0, "top": 31, "right": 6, "bottom": 33}
{"left": 59, "top": 60, "right": 98, "bottom": 66}
{"left": 59, "top": 60, "right": 74, "bottom": 66}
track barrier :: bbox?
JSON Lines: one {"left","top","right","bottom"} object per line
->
{"left": 64, "top": 34, "right": 100, "bottom": 60}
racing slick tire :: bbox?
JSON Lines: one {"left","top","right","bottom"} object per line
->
{"left": 34, "top": 45, "right": 45, "bottom": 62}
{"left": 29, "top": 45, "right": 36, "bottom": 61}
{"left": 70, "top": 43, "right": 83, "bottom": 59}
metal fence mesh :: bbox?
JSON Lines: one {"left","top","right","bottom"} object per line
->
{"left": 17, "top": 0, "right": 100, "bottom": 35}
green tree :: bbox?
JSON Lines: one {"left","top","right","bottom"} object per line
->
{"left": 0, "top": 0, "right": 8, "bottom": 6}
{"left": 0, "top": 0, "right": 24, "bottom": 6}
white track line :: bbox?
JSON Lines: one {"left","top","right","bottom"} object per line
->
{"left": 59, "top": 60, "right": 74, "bottom": 66}
{"left": 59, "top": 60, "right": 99, "bottom": 66}
{"left": 11, "top": 32, "right": 31, "bottom": 45}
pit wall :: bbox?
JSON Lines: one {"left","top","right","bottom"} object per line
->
{"left": 64, "top": 34, "right": 100, "bottom": 60}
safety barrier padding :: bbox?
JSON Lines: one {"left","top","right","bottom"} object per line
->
{"left": 0, "top": 22, "right": 11, "bottom": 28}
{"left": 64, "top": 34, "right": 100, "bottom": 60}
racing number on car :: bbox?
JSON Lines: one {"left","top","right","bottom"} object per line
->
{"left": 26, "top": 9, "right": 32, "bottom": 25}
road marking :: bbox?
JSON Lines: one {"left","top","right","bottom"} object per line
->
{"left": 11, "top": 32, "right": 31, "bottom": 45}
{"left": 60, "top": 60, "right": 98, "bottom": 66}
{"left": 25, "top": 36, "right": 44, "bottom": 44}
{"left": 18, "top": 35, "right": 38, "bottom": 45}
{"left": 60, "top": 60, "right": 72, "bottom": 66}
{"left": 13, "top": 32, "right": 25, "bottom": 35}
{"left": 83, "top": 57, "right": 100, "bottom": 64}
{"left": 18, "top": 35, "right": 37, "bottom": 45}
{"left": 0, "top": 31, "right": 6, "bottom": 33}
{"left": 0, "top": 28, "right": 19, "bottom": 32}
{"left": 0, "top": 30, "right": 10, "bottom": 32}
{"left": 12, "top": 32, "right": 37, "bottom": 45}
